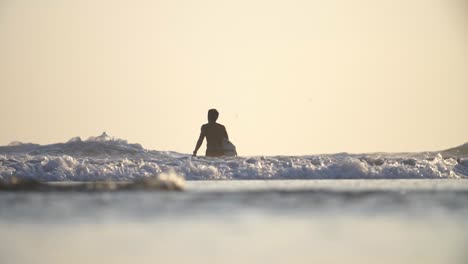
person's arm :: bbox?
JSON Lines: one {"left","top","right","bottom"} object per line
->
{"left": 193, "top": 126, "right": 205, "bottom": 156}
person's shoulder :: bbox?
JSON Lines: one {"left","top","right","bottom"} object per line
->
{"left": 216, "top": 123, "right": 226, "bottom": 129}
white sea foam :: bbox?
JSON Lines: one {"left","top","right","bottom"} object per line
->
{"left": 0, "top": 133, "right": 466, "bottom": 181}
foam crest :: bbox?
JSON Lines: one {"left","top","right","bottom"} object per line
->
{"left": 0, "top": 134, "right": 466, "bottom": 181}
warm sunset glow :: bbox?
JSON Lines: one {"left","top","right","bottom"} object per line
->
{"left": 1, "top": 0, "right": 467, "bottom": 155}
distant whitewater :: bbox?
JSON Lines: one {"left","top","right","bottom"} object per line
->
{"left": 0, "top": 132, "right": 467, "bottom": 181}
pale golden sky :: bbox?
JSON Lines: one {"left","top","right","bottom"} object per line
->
{"left": 0, "top": 0, "right": 467, "bottom": 155}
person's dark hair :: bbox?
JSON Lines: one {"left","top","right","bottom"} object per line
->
{"left": 208, "top": 109, "right": 219, "bottom": 122}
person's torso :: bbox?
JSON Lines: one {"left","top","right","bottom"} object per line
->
{"left": 203, "top": 123, "right": 225, "bottom": 150}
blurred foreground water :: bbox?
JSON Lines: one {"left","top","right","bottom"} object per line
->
{"left": 1, "top": 179, "right": 468, "bottom": 264}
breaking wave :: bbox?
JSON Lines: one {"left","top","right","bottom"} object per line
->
{"left": 0, "top": 133, "right": 467, "bottom": 181}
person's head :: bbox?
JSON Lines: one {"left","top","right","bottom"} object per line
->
{"left": 208, "top": 109, "right": 219, "bottom": 123}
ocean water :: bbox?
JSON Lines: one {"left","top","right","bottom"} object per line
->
{"left": 1, "top": 180, "right": 468, "bottom": 264}
{"left": 1, "top": 134, "right": 468, "bottom": 264}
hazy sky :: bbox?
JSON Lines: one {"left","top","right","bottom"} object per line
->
{"left": 0, "top": 0, "right": 467, "bottom": 155}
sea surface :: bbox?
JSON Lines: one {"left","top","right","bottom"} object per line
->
{"left": 1, "top": 134, "right": 468, "bottom": 264}
{"left": 1, "top": 180, "right": 468, "bottom": 264}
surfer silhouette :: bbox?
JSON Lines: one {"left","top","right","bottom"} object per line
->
{"left": 193, "top": 109, "right": 229, "bottom": 157}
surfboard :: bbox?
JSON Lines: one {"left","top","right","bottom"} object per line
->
{"left": 222, "top": 138, "right": 237, "bottom": 157}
